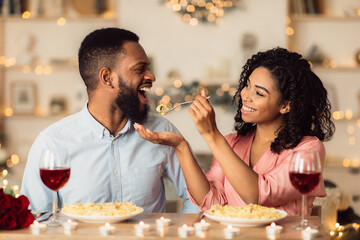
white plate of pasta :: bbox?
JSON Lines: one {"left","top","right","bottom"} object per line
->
{"left": 204, "top": 204, "right": 287, "bottom": 227}
{"left": 61, "top": 202, "right": 143, "bottom": 223}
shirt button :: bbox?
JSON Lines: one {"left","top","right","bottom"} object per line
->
{"left": 113, "top": 169, "right": 118, "bottom": 174}
{"left": 103, "top": 129, "right": 108, "bottom": 136}
{"left": 112, "top": 140, "right": 115, "bottom": 145}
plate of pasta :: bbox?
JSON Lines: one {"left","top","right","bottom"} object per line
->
{"left": 204, "top": 204, "right": 287, "bottom": 227}
{"left": 61, "top": 202, "right": 143, "bottom": 223}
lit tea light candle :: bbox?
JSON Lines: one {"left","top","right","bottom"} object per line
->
{"left": 266, "top": 222, "right": 283, "bottom": 239}
{"left": 194, "top": 219, "right": 210, "bottom": 231}
{"left": 63, "top": 219, "right": 78, "bottom": 233}
{"left": 156, "top": 216, "right": 171, "bottom": 228}
{"left": 157, "top": 227, "right": 165, "bottom": 237}
{"left": 134, "top": 221, "right": 150, "bottom": 236}
{"left": 178, "top": 224, "right": 194, "bottom": 238}
{"left": 30, "top": 220, "right": 47, "bottom": 235}
{"left": 223, "top": 225, "right": 240, "bottom": 239}
{"left": 195, "top": 229, "right": 207, "bottom": 238}
{"left": 99, "top": 222, "right": 115, "bottom": 236}
{"left": 301, "top": 227, "right": 319, "bottom": 240}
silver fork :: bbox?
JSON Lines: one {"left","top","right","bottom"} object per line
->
{"left": 161, "top": 96, "right": 211, "bottom": 114}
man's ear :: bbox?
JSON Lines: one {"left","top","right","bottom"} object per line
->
{"left": 99, "top": 67, "right": 113, "bottom": 87}
{"left": 280, "top": 101, "right": 290, "bottom": 114}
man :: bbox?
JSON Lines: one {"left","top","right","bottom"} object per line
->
{"left": 20, "top": 28, "right": 199, "bottom": 213}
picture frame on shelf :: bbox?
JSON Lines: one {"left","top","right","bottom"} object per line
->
{"left": 11, "top": 81, "right": 36, "bottom": 114}
{"left": 49, "top": 97, "right": 68, "bottom": 115}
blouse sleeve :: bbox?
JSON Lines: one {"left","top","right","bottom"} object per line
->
{"left": 258, "top": 137, "right": 327, "bottom": 207}
{"left": 187, "top": 135, "right": 236, "bottom": 211}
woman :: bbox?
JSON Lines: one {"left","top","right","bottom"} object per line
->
{"left": 134, "top": 47, "right": 335, "bottom": 216}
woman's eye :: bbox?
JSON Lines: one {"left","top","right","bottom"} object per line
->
{"left": 256, "top": 92, "right": 264, "bottom": 97}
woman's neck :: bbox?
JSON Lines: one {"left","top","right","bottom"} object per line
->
{"left": 253, "top": 121, "right": 282, "bottom": 144}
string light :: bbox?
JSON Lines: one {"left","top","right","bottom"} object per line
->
{"left": 22, "top": 11, "right": 31, "bottom": 19}
{"left": 57, "top": 17, "right": 66, "bottom": 26}
{"left": 4, "top": 108, "right": 13, "bottom": 117}
{"left": 173, "top": 79, "right": 183, "bottom": 88}
{"left": 328, "top": 223, "right": 360, "bottom": 239}
{"left": 155, "top": 88, "right": 164, "bottom": 96}
{"left": 164, "top": 0, "right": 241, "bottom": 25}
{"left": 285, "top": 27, "right": 294, "bottom": 36}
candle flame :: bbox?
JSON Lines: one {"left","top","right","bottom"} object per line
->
{"left": 227, "top": 225, "right": 232, "bottom": 230}
{"left": 105, "top": 223, "right": 111, "bottom": 228}
{"left": 160, "top": 217, "right": 164, "bottom": 221}
{"left": 139, "top": 221, "right": 144, "bottom": 226}
{"left": 270, "top": 222, "right": 276, "bottom": 227}
{"left": 305, "top": 227, "right": 311, "bottom": 231}
{"left": 183, "top": 224, "right": 188, "bottom": 229}
{"left": 67, "top": 219, "right": 72, "bottom": 223}
{"left": 200, "top": 219, "right": 205, "bottom": 224}
{"left": 33, "top": 220, "right": 39, "bottom": 225}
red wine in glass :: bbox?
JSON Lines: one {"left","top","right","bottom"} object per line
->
{"left": 289, "top": 150, "right": 322, "bottom": 230}
{"left": 40, "top": 167, "right": 70, "bottom": 191}
{"left": 39, "top": 148, "right": 70, "bottom": 227}
{"left": 289, "top": 172, "right": 321, "bottom": 194}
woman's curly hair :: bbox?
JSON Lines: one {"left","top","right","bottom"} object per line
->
{"left": 233, "top": 47, "right": 335, "bottom": 154}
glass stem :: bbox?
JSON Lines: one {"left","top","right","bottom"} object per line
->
{"left": 301, "top": 194, "right": 308, "bottom": 227}
{"left": 52, "top": 191, "right": 58, "bottom": 219}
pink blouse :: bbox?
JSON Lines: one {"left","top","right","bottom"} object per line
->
{"left": 188, "top": 131, "right": 327, "bottom": 216}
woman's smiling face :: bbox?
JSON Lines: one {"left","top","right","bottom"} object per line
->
{"left": 240, "top": 67, "right": 286, "bottom": 125}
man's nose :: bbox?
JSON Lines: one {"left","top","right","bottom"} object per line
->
{"left": 145, "top": 70, "right": 156, "bottom": 82}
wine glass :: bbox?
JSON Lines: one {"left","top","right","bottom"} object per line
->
{"left": 289, "top": 150, "right": 321, "bottom": 230}
{"left": 39, "top": 148, "right": 71, "bottom": 226}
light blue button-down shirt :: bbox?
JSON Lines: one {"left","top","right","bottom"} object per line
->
{"left": 21, "top": 105, "right": 199, "bottom": 213}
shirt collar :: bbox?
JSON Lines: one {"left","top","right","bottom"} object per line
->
{"left": 80, "top": 103, "right": 133, "bottom": 139}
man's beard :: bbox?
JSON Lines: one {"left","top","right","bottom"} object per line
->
{"left": 115, "top": 78, "right": 149, "bottom": 125}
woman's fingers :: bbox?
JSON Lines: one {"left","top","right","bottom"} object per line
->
{"left": 194, "top": 94, "right": 212, "bottom": 111}
{"left": 191, "top": 97, "right": 213, "bottom": 121}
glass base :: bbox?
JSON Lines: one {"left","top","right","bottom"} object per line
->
{"left": 291, "top": 222, "right": 319, "bottom": 230}
{"left": 43, "top": 216, "right": 62, "bottom": 227}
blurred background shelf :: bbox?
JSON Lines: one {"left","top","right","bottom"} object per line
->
{"left": 0, "top": 0, "right": 360, "bottom": 215}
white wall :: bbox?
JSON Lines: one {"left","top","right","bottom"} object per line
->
{"left": 316, "top": 68, "right": 360, "bottom": 160}
{"left": 118, "top": 0, "right": 287, "bottom": 84}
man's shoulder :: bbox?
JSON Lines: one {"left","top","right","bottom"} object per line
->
{"left": 41, "top": 111, "right": 83, "bottom": 136}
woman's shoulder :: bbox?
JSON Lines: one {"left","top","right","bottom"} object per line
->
{"left": 297, "top": 136, "right": 323, "bottom": 146}
{"left": 292, "top": 136, "right": 325, "bottom": 154}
